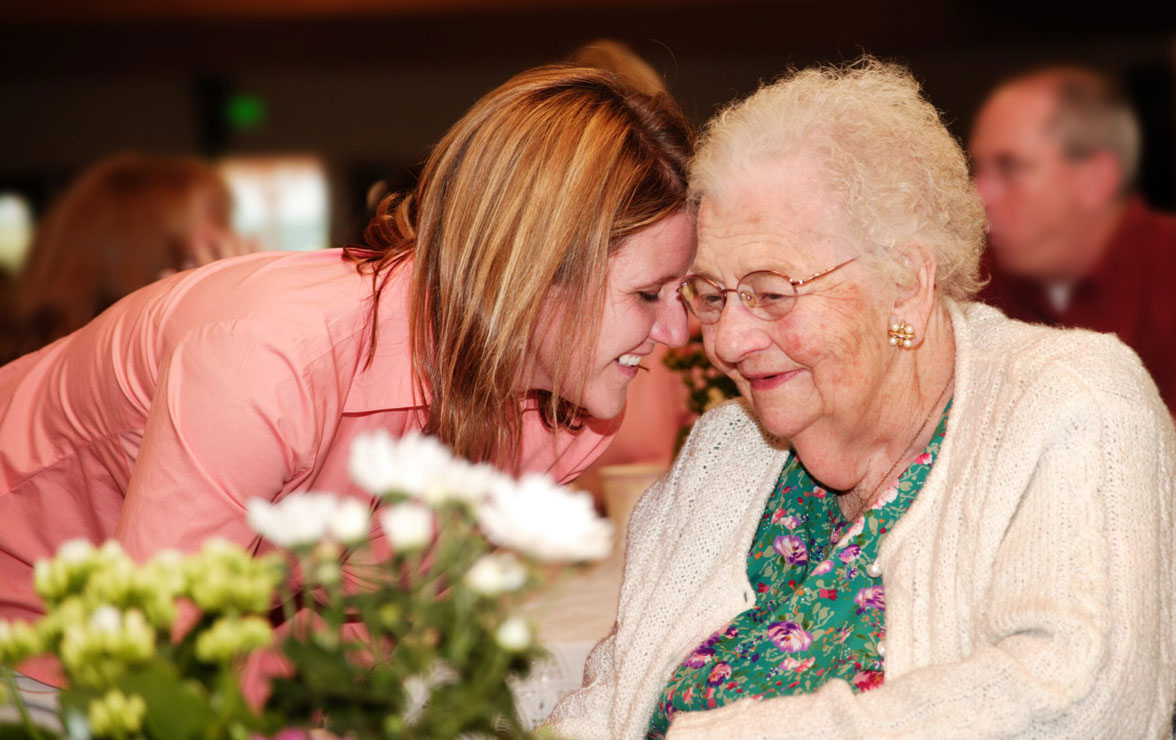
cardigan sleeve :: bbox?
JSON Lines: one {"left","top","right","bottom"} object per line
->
{"left": 666, "top": 353, "right": 1175, "bottom": 738}
{"left": 115, "top": 319, "right": 326, "bottom": 559}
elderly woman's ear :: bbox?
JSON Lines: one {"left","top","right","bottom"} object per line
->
{"left": 888, "top": 242, "right": 938, "bottom": 349}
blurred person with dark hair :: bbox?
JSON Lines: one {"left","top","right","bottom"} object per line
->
{"left": 0, "top": 153, "right": 255, "bottom": 363}
{"left": 970, "top": 65, "right": 1176, "bottom": 411}
{"left": 569, "top": 39, "right": 667, "bottom": 98}
{"left": 0, "top": 65, "right": 697, "bottom": 689}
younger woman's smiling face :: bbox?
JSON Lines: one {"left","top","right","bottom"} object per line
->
{"left": 528, "top": 210, "right": 696, "bottom": 420}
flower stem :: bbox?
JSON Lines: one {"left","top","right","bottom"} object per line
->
{"left": 0, "top": 665, "right": 48, "bottom": 740}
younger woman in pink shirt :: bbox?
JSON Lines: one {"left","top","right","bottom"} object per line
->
{"left": 0, "top": 65, "right": 697, "bottom": 668}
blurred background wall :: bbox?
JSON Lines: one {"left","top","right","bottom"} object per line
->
{"left": 1, "top": 0, "right": 1174, "bottom": 265}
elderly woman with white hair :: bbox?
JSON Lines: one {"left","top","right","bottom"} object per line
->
{"left": 546, "top": 58, "right": 1176, "bottom": 739}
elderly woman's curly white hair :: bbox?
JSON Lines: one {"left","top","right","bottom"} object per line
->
{"left": 689, "top": 57, "right": 987, "bottom": 301}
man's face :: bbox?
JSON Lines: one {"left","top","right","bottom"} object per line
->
{"left": 969, "top": 84, "right": 1087, "bottom": 280}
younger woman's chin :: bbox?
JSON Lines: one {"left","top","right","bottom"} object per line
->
{"left": 579, "top": 395, "right": 627, "bottom": 422}
{"left": 586, "top": 405, "right": 624, "bottom": 422}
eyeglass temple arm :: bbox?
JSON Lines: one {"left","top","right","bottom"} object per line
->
{"left": 791, "top": 257, "right": 856, "bottom": 287}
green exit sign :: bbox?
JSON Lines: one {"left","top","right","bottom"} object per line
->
{"left": 227, "top": 94, "right": 266, "bottom": 130}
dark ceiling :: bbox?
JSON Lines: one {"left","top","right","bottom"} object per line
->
{"left": 3, "top": 0, "right": 1173, "bottom": 75}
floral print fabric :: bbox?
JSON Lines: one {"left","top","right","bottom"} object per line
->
{"left": 645, "top": 402, "right": 951, "bottom": 739}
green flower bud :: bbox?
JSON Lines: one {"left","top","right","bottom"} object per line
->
{"left": 120, "top": 609, "right": 155, "bottom": 662}
{"left": 194, "top": 616, "right": 273, "bottom": 664}
{"left": 184, "top": 541, "right": 282, "bottom": 615}
{"left": 0, "top": 618, "right": 42, "bottom": 664}
{"left": 140, "top": 591, "right": 177, "bottom": 630}
{"left": 378, "top": 604, "right": 401, "bottom": 629}
{"left": 312, "top": 629, "right": 339, "bottom": 650}
{"left": 189, "top": 567, "right": 231, "bottom": 612}
{"left": 87, "top": 689, "right": 146, "bottom": 738}
{"left": 35, "top": 596, "right": 85, "bottom": 648}
{"left": 83, "top": 558, "right": 136, "bottom": 607}
{"left": 146, "top": 549, "right": 187, "bottom": 592}
{"left": 59, "top": 606, "right": 156, "bottom": 688}
{"left": 494, "top": 616, "right": 531, "bottom": 652}
{"left": 384, "top": 715, "right": 407, "bottom": 735}
{"left": 312, "top": 558, "right": 341, "bottom": 586}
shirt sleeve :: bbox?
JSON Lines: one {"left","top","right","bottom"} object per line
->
{"left": 116, "top": 320, "right": 327, "bottom": 559}
{"left": 665, "top": 363, "right": 1174, "bottom": 739}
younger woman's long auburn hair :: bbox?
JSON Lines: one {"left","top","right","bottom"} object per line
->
{"left": 349, "top": 64, "right": 693, "bottom": 467}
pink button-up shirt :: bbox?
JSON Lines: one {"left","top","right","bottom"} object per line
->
{"left": 0, "top": 250, "right": 618, "bottom": 628}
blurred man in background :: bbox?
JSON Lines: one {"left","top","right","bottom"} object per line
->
{"left": 970, "top": 66, "right": 1176, "bottom": 411}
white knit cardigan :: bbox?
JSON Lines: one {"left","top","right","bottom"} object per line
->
{"left": 547, "top": 301, "right": 1176, "bottom": 739}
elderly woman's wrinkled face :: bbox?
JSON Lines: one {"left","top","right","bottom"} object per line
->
{"left": 695, "top": 160, "right": 893, "bottom": 442}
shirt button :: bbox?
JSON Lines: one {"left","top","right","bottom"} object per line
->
{"left": 877, "top": 640, "right": 886, "bottom": 656}
{"left": 866, "top": 560, "right": 882, "bottom": 578}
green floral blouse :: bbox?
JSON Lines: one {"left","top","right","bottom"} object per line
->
{"left": 646, "top": 402, "right": 951, "bottom": 739}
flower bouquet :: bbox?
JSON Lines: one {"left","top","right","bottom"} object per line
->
{"left": 0, "top": 431, "right": 613, "bottom": 739}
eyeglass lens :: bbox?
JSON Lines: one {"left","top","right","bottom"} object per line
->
{"left": 681, "top": 272, "right": 798, "bottom": 323}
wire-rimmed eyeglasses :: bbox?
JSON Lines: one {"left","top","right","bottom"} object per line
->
{"left": 678, "top": 258, "right": 857, "bottom": 324}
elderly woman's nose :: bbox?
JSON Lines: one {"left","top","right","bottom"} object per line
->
{"left": 710, "top": 301, "right": 770, "bottom": 364}
{"left": 651, "top": 298, "right": 690, "bottom": 347}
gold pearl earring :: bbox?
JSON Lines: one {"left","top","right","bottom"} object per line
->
{"left": 888, "top": 319, "right": 915, "bottom": 349}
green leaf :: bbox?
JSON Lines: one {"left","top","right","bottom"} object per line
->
{"left": 117, "top": 662, "right": 214, "bottom": 740}
{"left": 0, "top": 725, "right": 51, "bottom": 740}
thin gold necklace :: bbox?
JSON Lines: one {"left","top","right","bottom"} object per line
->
{"left": 839, "top": 370, "right": 954, "bottom": 520}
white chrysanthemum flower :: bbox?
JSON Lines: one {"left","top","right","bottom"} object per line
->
{"left": 349, "top": 430, "right": 503, "bottom": 505}
{"left": 392, "top": 433, "right": 467, "bottom": 502}
{"left": 401, "top": 662, "right": 458, "bottom": 726}
{"left": 476, "top": 474, "right": 613, "bottom": 562}
{"left": 494, "top": 616, "right": 531, "bottom": 652}
{"left": 379, "top": 502, "right": 434, "bottom": 551}
{"left": 464, "top": 552, "right": 526, "bottom": 597}
{"left": 439, "top": 460, "right": 512, "bottom": 506}
{"left": 247, "top": 492, "right": 347, "bottom": 548}
{"left": 350, "top": 430, "right": 456, "bottom": 499}
{"left": 347, "top": 428, "right": 404, "bottom": 496}
{"left": 328, "top": 498, "right": 371, "bottom": 543}
{"left": 245, "top": 501, "right": 280, "bottom": 543}
{"left": 401, "top": 673, "right": 430, "bottom": 725}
